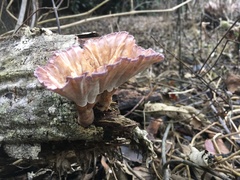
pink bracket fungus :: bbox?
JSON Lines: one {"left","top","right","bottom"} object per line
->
{"left": 34, "top": 31, "right": 164, "bottom": 127}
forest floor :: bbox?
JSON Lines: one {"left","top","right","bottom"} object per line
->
{"left": 1, "top": 2, "right": 240, "bottom": 179}
{"left": 56, "top": 11, "right": 240, "bottom": 179}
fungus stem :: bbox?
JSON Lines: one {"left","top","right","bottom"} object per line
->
{"left": 96, "top": 89, "right": 116, "bottom": 111}
{"left": 76, "top": 104, "right": 94, "bottom": 127}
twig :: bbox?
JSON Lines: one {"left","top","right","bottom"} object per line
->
{"left": 125, "top": 161, "right": 145, "bottom": 180}
{"left": 202, "top": 40, "right": 229, "bottom": 77}
{"left": 151, "top": 160, "right": 162, "bottom": 180}
{"left": 1, "top": 0, "right": 192, "bottom": 36}
{"left": 162, "top": 123, "right": 172, "bottom": 180}
{"left": 124, "top": 86, "right": 156, "bottom": 118}
{"left": 51, "top": 0, "right": 61, "bottom": 34}
{"left": 130, "top": 0, "right": 134, "bottom": 11}
{"left": 37, "top": 0, "right": 69, "bottom": 22}
{"left": 162, "top": 160, "right": 231, "bottom": 180}
{"left": 210, "top": 102, "right": 231, "bottom": 134}
{"left": 124, "top": 96, "right": 145, "bottom": 118}
{"left": 168, "top": 88, "right": 195, "bottom": 95}
{"left": 212, "top": 133, "right": 222, "bottom": 154}
{"left": 217, "top": 164, "right": 240, "bottom": 177}
{"left": 198, "top": 17, "right": 240, "bottom": 75}
{"left": 46, "top": 0, "right": 192, "bottom": 30}
{"left": 151, "top": 35, "right": 229, "bottom": 106}
{"left": 219, "top": 131, "right": 240, "bottom": 139}
{"left": 191, "top": 122, "right": 218, "bottom": 146}
{"left": 225, "top": 109, "right": 240, "bottom": 136}
{"left": 4, "top": 0, "right": 64, "bottom": 35}
{"left": 0, "top": 1, "right": 7, "bottom": 31}
{"left": 30, "top": 0, "right": 37, "bottom": 28}
{"left": 14, "top": 0, "right": 27, "bottom": 33}
{"left": 38, "top": 0, "right": 110, "bottom": 25}
{"left": 6, "top": 0, "right": 17, "bottom": 21}
{"left": 219, "top": 149, "right": 240, "bottom": 163}
{"left": 12, "top": 7, "right": 53, "bottom": 35}
{"left": 177, "top": 0, "right": 183, "bottom": 78}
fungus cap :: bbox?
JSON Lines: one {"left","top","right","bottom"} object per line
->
{"left": 34, "top": 31, "right": 164, "bottom": 126}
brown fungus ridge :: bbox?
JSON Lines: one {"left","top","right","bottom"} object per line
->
{"left": 34, "top": 31, "right": 164, "bottom": 127}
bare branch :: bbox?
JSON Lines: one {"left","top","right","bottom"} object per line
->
{"left": 14, "top": 0, "right": 28, "bottom": 33}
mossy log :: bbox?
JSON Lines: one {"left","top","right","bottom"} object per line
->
{"left": 0, "top": 28, "right": 138, "bottom": 159}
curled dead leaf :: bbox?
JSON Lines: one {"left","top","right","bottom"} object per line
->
{"left": 144, "top": 103, "right": 210, "bottom": 128}
{"left": 188, "top": 146, "right": 210, "bottom": 167}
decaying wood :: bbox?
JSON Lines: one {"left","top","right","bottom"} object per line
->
{"left": 0, "top": 28, "right": 103, "bottom": 144}
{"left": 0, "top": 28, "right": 139, "bottom": 160}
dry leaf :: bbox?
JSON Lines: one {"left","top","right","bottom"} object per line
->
{"left": 188, "top": 146, "right": 210, "bottom": 167}
{"left": 120, "top": 146, "right": 143, "bottom": 163}
{"left": 225, "top": 73, "right": 240, "bottom": 94}
{"left": 181, "top": 144, "right": 192, "bottom": 156}
{"left": 146, "top": 118, "right": 163, "bottom": 138}
{"left": 144, "top": 103, "right": 210, "bottom": 128}
{"left": 171, "top": 174, "right": 189, "bottom": 180}
{"left": 132, "top": 166, "right": 152, "bottom": 180}
{"left": 205, "top": 139, "right": 216, "bottom": 154}
{"left": 215, "top": 138, "right": 230, "bottom": 154}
